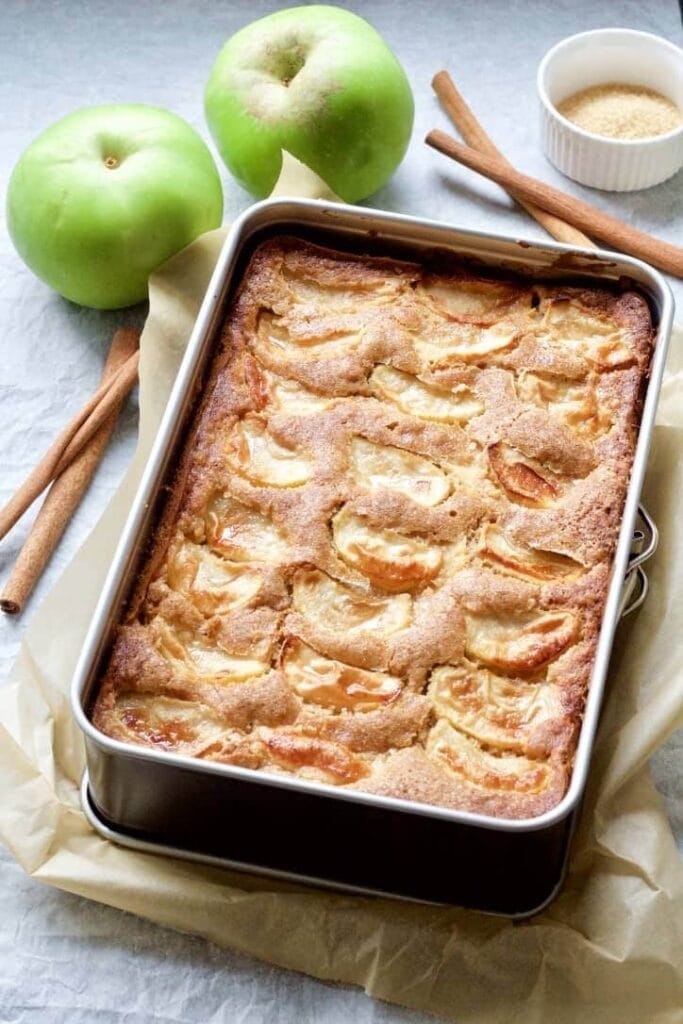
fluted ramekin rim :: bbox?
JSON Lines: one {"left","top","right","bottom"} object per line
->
{"left": 537, "top": 27, "right": 683, "bottom": 149}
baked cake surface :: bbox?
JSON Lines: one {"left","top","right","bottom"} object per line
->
{"left": 91, "top": 236, "right": 653, "bottom": 820}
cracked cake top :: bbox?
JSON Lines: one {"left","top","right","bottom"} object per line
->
{"left": 91, "top": 236, "right": 653, "bottom": 820}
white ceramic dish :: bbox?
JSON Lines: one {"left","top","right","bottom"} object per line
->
{"left": 538, "top": 28, "right": 683, "bottom": 191}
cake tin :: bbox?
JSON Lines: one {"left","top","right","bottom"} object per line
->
{"left": 538, "top": 28, "right": 683, "bottom": 191}
{"left": 72, "top": 198, "right": 673, "bottom": 917}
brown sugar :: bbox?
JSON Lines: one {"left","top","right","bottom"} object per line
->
{"left": 558, "top": 82, "right": 683, "bottom": 140}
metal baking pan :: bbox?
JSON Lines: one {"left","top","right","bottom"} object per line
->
{"left": 71, "top": 198, "right": 673, "bottom": 917}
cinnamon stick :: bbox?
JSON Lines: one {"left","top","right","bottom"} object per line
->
{"left": 0, "top": 345, "right": 139, "bottom": 544}
{"left": 426, "top": 128, "right": 683, "bottom": 277}
{"left": 52, "top": 350, "right": 140, "bottom": 477}
{"left": 0, "top": 328, "right": 140, "bottom": 614}
{"left": 431, "top": 70, "right": 595, "bottom": 249}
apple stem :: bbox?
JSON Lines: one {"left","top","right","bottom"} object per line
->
{"left": 104, "top": 156, "right": 118, "bottom": 169}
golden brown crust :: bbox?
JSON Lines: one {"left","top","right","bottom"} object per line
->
{"left": 91, "top": 236, "right": 654, "bottom": 820}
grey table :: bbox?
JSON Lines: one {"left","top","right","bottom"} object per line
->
{"left": 1, "top": 2, "right": 681, "bottom": 1021}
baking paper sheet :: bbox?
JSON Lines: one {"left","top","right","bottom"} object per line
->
{"left": 0, "top": 154, "right": 682, "bottom": 1024}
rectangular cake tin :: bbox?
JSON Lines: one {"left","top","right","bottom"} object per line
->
{"left": 72, "top": 198, "right": 673, "bottom": 917}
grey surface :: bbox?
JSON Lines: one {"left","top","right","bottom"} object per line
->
{"left": 0, "top": 1, "right": 681, "bottom": 1021}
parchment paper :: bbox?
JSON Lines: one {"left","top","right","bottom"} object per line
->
{"left": 0, "top": 153, "right": 682, "bottom": 1024}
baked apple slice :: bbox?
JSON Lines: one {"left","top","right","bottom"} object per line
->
{"left": 427, "top": 719, "right": 552, "bottom": 794}
{"left": 464, "top": 608, "right": 577, "bottom": 674}
{"left": 414, "top": 321, "right": 519, "bottom": 367}
{"left": 516, "top": 371, "right": 613, "bottom": 439}
{"left": 242, "top": 354, "right": 332, "bottom": 416}
{"left": 260, "top": 728, "right": 369, "bottom": 783}
{"left": 263, "top": 367, "right": 334, "bottom": 415}
{"left": 349, "top": 436, "right": 450, "bottom": 507}
{"left": 429, "top": 663, "right": 562, "bottom": 754}
{"left": 155, "top": 621, "right": 270, "bottom": 683}
{"left": 111, "top": 692, "right": 224, "bottom": 751}
{"left": 226, "top": 414, "right": 312, "bottom": 487}
{"left": 283, "top": 272, "right": 403, "bottom": 311}
{"left": 480, "top": 525, "right": 583, "bottom": 581}
{"left": 281, "top": 636, "right": 402, "bottom": 712}
{"left": 255, "top": 310, "right": 362, "bottom": 361}
{"left": 418, "top": 276, "right": 524, "bottom": 324}
{"left": 205, "top": 494, "right": 288, "bottom": 563}
{"left": 292, "top": 568, "right": 411, "bottom": 635}
{"left": 332, "top": 507, "right": 442, "bottom": 591}
{"left": 167, "top": 540, "right": 262, "bottom": 614}
{"left": 542, "top": 301, "right": 635, "bottom": 370}
{"left": 488, "top": 442, "right": 561, "bottom": 507}
{"left": 369, "top": 364, "right": 483, "bottom": 423}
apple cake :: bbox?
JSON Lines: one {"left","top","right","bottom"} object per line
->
{"left": 91, "top": 236, "right": 654, "bottom": 819}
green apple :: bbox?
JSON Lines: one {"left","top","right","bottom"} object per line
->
{"left": 204, "top": 5, "right": 414, "bottom": 203}
{"left": 7, "top": 105, "right": 223, "bottom": 309}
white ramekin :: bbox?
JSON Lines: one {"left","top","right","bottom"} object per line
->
{"left": 538, "top": 28, "right": 683, "bottom": 191}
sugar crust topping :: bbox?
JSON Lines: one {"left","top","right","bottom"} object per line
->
{"left": 91, "top": 237, "right": 653, "bottom": 819}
